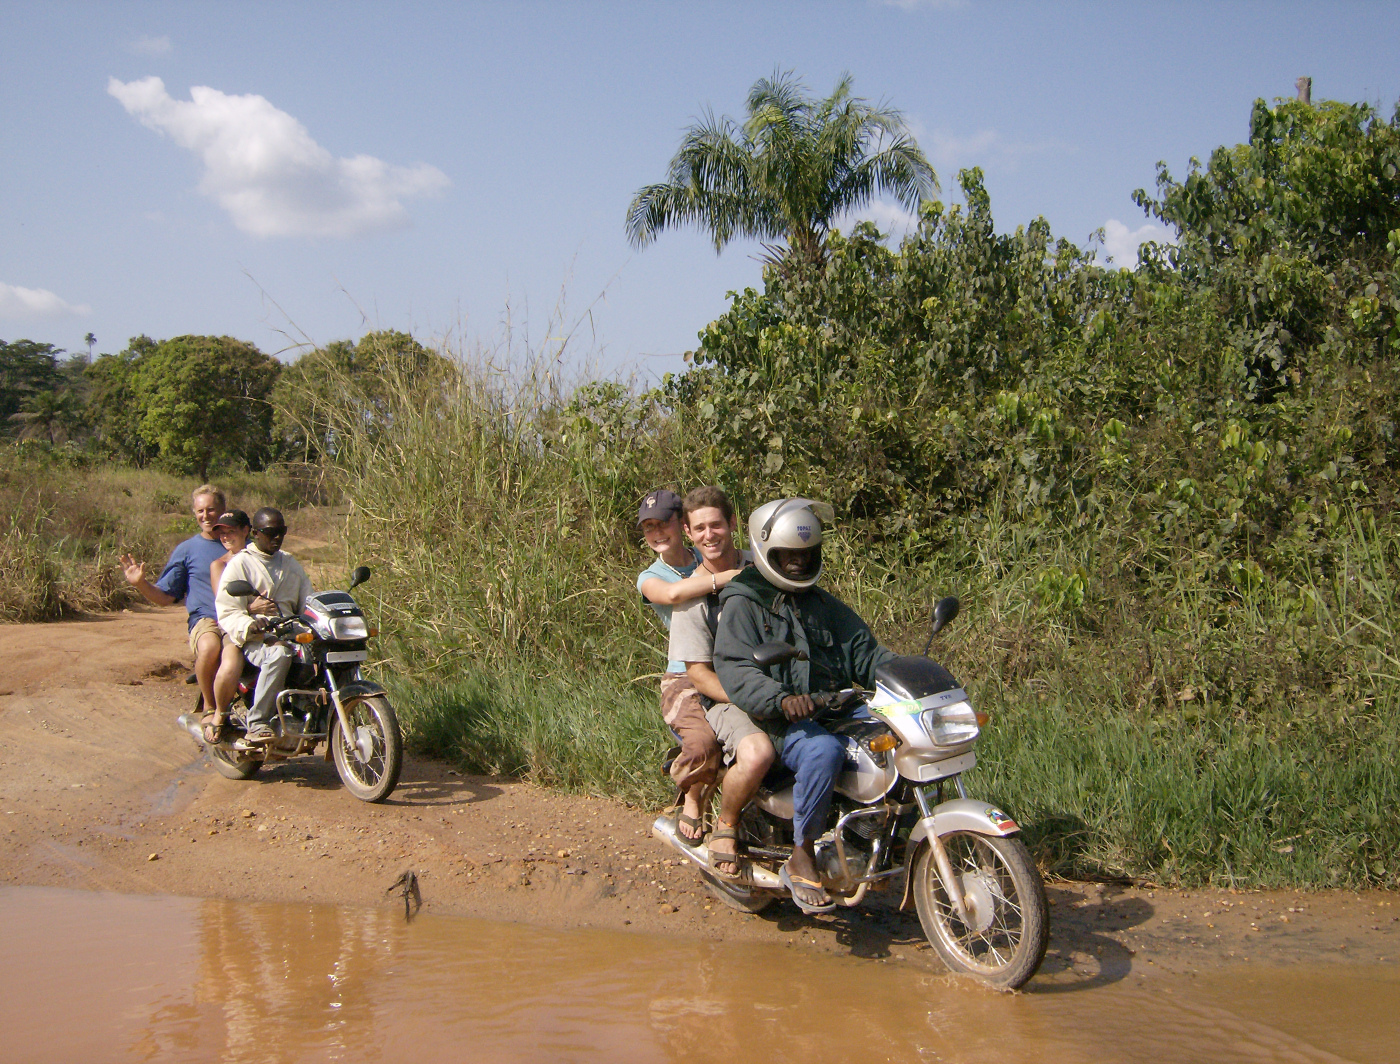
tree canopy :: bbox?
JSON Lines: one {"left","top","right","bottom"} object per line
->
{"left": 271, "top": 330, "right": 449, "bottom": 461}
{"left": 1, "top": 339, "right": 64, "bottom": 429}
{"left": 1134, "top": 97, "right": 1400, "bottom": 396}
{"left": 87, "top": 335, "right": 281, "bottom": 477}
{"left": 626, "top": 71, "right": 935, "bottom": 266}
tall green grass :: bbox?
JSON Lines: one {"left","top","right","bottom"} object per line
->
{"left": 973, "top": 690, "right": 1398, "bottom": 888}
{"left": 387, "top": 670, "right": 674, "bottom": 807}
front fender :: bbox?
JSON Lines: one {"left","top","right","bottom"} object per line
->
{"left": 908, "top": 797, "right": 1020, "bottom": 846}
{"left": 336, "top": 679, "right": 388, "bottom": 704}
{"left": 898, "top": 798, "right": 1021, "bottom": 911}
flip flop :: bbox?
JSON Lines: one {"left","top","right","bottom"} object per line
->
{"left": 706, "top": 826, "right": 743, "bottom": 879}
{"left": 779, "top": 861, "right": 836, "bottom": 914}
{"left": 676, "top": 813, "right": 704, "bottom": 847}
{"left": 200, "top": 712, "right": 226, "bottom": 745}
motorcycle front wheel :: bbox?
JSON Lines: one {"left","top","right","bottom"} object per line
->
{"left": 911, "top": 832, "right": 1048, "bottom": 991}
{"left": 330, "top": 695, "right": 403, "bottom": 803}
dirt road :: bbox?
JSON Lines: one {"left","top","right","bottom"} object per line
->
{"left": 1, "top": 608, "right": 1395, "bottom": 983}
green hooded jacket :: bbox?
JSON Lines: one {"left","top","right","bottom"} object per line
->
{"left": 713, "top": 567, "right": 894, "bottom": 751}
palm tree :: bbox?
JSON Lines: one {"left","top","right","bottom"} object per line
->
{"left": 11, "top": 389, "right": 81, "bottom": 446}
{"left": 626, "top": 71, "right": 935, "bottom": 267}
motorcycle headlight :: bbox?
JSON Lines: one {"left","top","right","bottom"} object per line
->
{"left": 922, "top": 700, "right": 980, "bottom": 746}
{"left": 328, "top": 616, "right": 368, "bottom": 641}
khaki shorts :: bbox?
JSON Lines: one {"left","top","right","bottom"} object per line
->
{"left": 704, "top": 701, "right": 767, "bottom": 762}
{"left": 188, "top": 617, "right": 232, "bottom": 655}
{"left": 659, "top": 673, "right": 721, "bottom": 790}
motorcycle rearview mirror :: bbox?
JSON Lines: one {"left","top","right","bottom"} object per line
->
{"left": 922, "top": 596, "right": 961, "bottom": 656}
{"left": 752, "top": 641, "right": 808, "bottom": 668}
{"left": 348, "top": 566, "right": 372, "bottom": 591}
{"left": 224, "top": 579, "right": 257, "bottom": 598}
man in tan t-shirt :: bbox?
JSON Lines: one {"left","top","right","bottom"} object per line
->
{"left": 668, "top": 486, "right": 775, "bottom": 877}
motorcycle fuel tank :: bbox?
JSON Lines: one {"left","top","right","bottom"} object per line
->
{"left": 833, "top": 730, "right": 898, "bottom": 803}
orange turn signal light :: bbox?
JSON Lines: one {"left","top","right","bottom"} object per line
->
{"left": 868, "top": 733, "right": 899, "bottom": 754}
{"left": 294, "top": 632, "right": 315, "bottom": 644}
{"left": 975, "top": 711, "right": 990, "bottom": 727}
{"left": 368, "top": 627, "right": 379, "bottom": 637}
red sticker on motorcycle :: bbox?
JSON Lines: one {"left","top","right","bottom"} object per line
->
{"left": 986, "top": 808, "right": 1018, "bottom": 832}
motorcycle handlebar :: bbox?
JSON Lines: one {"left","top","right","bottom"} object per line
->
{"left": 807, "top": 689, "right": 866, "bottom": 714}
{"left": 257, "top": 614, "right": 300, "bottom": 645}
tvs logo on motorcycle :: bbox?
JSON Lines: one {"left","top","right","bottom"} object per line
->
{"left": 797, "top": 524, "right": 812, "bottom": 542}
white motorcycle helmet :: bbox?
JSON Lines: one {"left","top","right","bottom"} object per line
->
{"left": 749, "top": 498, "right": 837, "bottom": 593}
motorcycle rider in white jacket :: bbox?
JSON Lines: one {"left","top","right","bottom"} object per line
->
{"left": 215, "top": 508, "right": 314, "bottom": 744}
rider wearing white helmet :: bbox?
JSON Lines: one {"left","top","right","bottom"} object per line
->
{"left": 713, "top": 498, "right": 895, "bottom": 913}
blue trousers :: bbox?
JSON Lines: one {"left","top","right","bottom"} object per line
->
{"left": 781, "top": 720, "right": 847, "bottom": 848}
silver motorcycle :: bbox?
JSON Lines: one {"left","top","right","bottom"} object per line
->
{"left": 178, "top": 566, "right": 403, "bottom": 803}
{"left": 653, "top": 597, "right": 1049, "bottom": 990}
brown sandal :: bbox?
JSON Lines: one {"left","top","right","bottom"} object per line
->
{"left": 201, "top": 712, "right": 226, "bottom": 745}
{"left": 706, "top": 826, "right": 744, "bottom": 879}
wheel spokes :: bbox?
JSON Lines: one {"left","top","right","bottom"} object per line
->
{"left": 933, "top": 836, "right": 1026, "bottom": 966}
{"left": 340, "top": 708, "right": 386, "bottom": 784}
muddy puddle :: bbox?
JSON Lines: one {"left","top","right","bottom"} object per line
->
{"left": 1, "top": 885, "right": 1393, "bottom": 1064}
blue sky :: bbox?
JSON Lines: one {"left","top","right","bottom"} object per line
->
{"left": 3, "top": 1, "right": 1399, "bottom": 381}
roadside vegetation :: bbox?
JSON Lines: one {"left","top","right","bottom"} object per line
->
{"left": 343, "top": 87, "right": 1400, "bottom": 891}
{"left": 0, "top": 449, "right": 314, "bottom": 621}
{"left": 5, "top": 81, "right": 1398, "bottom": 891}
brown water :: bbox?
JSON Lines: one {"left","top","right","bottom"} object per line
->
{"left": 1, "top": 886, "right": 1394, "bottom": 1064}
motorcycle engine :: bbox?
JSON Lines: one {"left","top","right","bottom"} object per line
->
{"left": 815, "top": 839, "right": 869, "bottom": 890}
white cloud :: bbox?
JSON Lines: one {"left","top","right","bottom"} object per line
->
{"left": 128, "top": 35, "right": 172, "bottom": 56}
{"left": 0, "top": 282, "right": 90, "bottom": 319}
{"left": 924, "top": 127, "right": 1063, "bottom": 176}
{"left": 839, "top": 198, "right": 921, "bottom": 239}
{"left": 1098, "top": 219, "right": 1174, "bottom": 268}
{"left": 879, "top": 0, "right": 968, "bottom": 10}
{"left": 107, "top": 76, "right": 451, "bottom": 239}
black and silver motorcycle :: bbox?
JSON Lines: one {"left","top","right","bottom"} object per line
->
{"left": 652, "top": 597, "right": 1049, "bottom": 990}
{"left": 178, "top": 566, "right": 403, "bottom": 803}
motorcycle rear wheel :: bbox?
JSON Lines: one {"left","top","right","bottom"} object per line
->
{"left": 700, "top": 869, "right": 775, "bottom": 913}
{"left": 208, "top": 744, "right": 262, "bottom": 780}
{"left": 330, "top": 695, "right": 403, "bottom": 803}
{"left": 911, "top": 832, "right": 1048, "bottom": 990}
{"left": 195, "top": 692, "right": 262, "bottom": 780}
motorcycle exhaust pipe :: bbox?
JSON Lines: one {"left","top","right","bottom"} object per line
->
{"left": 177, "top": 713, "right": 206, "bottom": 749}
{"left": 650, "top": 815, "right": 783, "bottom": 891}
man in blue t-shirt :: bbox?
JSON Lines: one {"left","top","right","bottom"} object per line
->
{"left": 121, "top": 484, "right": 230, "bottom": 719}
